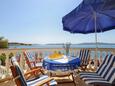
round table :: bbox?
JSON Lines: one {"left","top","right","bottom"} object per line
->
{"left": 43, "top": 55, "right": 81, "bottom": 71}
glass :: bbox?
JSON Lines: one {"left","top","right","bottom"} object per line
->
{"left": 63, "top": 42, "right": 71, "bottom": 56}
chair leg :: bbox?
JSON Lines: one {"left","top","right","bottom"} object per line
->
{"left": 71, "top": 73, "right": 76, "bottom": 86}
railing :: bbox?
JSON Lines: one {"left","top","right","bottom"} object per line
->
{"left": 0, "top": 48, "right": 115, "bottom": 81}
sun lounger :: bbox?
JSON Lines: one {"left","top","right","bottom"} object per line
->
{"left": 82, "top": 55, "right": 114, "bottom": 81}
{"left": 78, "top": 49, "right": 90, "bottom": 70}
{"left": 80, "top": 55, "right": 115, "bottom": 86}
{"left": 23, "top": 51, "right": 43, "bottom": 69}
{"left": 79, "top": 54, "right": 112, "bottom": 78}
{"left": 10, "top": 56, "right": 57, "bottom": 86}
{"left": 85, "top": 67, "right": 115, "bottom": 86}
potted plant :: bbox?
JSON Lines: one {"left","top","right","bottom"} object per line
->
{"left": 8, "top": 52, "right": 14, "bottom": 59}
{"left": 0, "top": 53, "right": 7, "bottom": 66}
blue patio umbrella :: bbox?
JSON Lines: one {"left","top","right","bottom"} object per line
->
{"left": 62, "top": 0, "right": 115, "bottom": 34}
{"left": 62, "top": 0, "right": 115, "bottom": 66}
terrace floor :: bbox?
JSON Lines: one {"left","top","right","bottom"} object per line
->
{"left": 0, "top": 74, "right": 89, "bottom": 86}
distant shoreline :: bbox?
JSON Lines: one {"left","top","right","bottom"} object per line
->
{"left": 9, "top": 42, "right": 115, "bottom": 45}
{"left": 8, "top": 43, "right": 115, "bottom": 49}
{"left": 8, "top": 42, "right": 32, "bottom": 46}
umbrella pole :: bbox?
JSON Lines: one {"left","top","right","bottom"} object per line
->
{"left": 94, "top": 12, "right": 98, "bottom": 68}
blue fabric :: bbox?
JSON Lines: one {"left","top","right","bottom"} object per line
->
{"left": 43, "top": 57, "right": 80, "bottom": 71}
{"left": 27, "top": 75, "right": 57, "bottom": 86}
{"left": 82, "top": 55, "right": 115, "bottom": 81}
{"left": 62, "top": 0, "right": 115, "bottom": 34}
{"left": 80, "top": 54, "right": 113, "bottom": 79}
{"left": 85, "top": 67, "right": 115, "bottom": 85}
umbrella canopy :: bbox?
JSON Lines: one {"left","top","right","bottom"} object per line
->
{"left": 62, "top": 0, "right": 115, "bottom": 66}
{"left": 62, "top": 0, "right": 115, "bottom": 34}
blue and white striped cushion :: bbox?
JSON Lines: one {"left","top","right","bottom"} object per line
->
{"left": 79, "top": 54, "right": 108, "bottom": 76}
{"left": 83, "top": 49, "right": 89, "bottom": 65}
{"left": 27, "top": 75, "right": 57, "bottom": 86}
{"left": 82, "top": 55, "right": 114, "bottom": 80}
{"left": 80, "top": 55, "right": 112, "bottom": 79}
{"left": 85, "top": 67, "right": 115, "bottom": 85}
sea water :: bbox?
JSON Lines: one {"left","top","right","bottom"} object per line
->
{"left": 9, "top": 44, "right": 115, "bottom": 49}
{"left": 9, "top": 43, "right": 115, "bottom": 60}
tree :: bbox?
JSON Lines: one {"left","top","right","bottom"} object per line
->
{"left": 0, "top": 36, "right": 4, "bottom": 40}
{"left": 0, "top": 36, "right": 8, "bottom": 48}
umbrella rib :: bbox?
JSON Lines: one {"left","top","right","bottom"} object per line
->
{"left": 96, "top": 19, "right": 103, "bottom": 32}
{"left": 72, "top": 14, "right": 91, "bottom": 33}
{"left": 98, "top": 11, "right": 115, "bottom": 19}
{"left": 96, "top": 11, "right": 115, "bottom": 32}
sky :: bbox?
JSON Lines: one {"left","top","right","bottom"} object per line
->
{"left": 0, "top": 0, "right": 115, "bottom": 44}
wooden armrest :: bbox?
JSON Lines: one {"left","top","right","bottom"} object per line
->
{"left": 35, "top": 77, "right": 54, "bottom": 86}
{"left": 24, "top": 68, "right": 41, "bottom": 76}
{"left": 31, "top": 67, "right": 45, "bottom": 74}
{"left": 24, "top": 68, "right": 45, "bottom": 80}
{"left": 0, "top": 76, "right": 13, "bottom": 83}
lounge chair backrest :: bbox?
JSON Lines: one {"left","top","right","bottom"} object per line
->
{"left": 23, "top": 51, "right": 36, "bottom": 68}
{"left": 80, "top": 49, "right": 90, "bottom": 66}
{"left": 97, "top": 54, "right": 113, "bottom": 75}
{"left": 10, "top": 66, "right": 20, "bottom": 86}
{"left": 96, "top": 54, "right": 108, "bottom": 73}
{"left": 26, "top": 51, "right": 36, "bottom": 61}
{"left": 16, "top": 65, "right": 27, "bottom": 86}
{"left": 106, "top": 67, "right": 115, "bottom": 83}
{"left": 15, "top": 52, "right": 21, "bottom": 63}
{"left": 96, "top": 54, "right": 110, "bottom": 74}
{"left": 101, "top": 55, "right": 115, "bottom": 78}
{"left": 10, "top": 57, "right": 27, "bottom": 86}
{"left": 79, "top": 49, "right": 84, "bottom": 60}
{"left": 10, "top": 65, "right": 27, "bottom": 86}
{"left": 11, "top": 57, "right": 25, "bottom": 74}
{"left": 81, "top": 49, "right": 86, "bottom": 63}
{"left": 83, "top": 49, "right": 90, "bottom": 65}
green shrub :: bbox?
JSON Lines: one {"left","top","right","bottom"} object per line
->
{"left": 0, "top": 40, "right": 8, "bottom": 48}
{"left": 0, "top": 53, "right": 7, "bottom": 66}
{"left": 9, "top": 52, "right": 14, "bottom": 59}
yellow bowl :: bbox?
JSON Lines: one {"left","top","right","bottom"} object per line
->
{"left": 49, "top": 53, "right": 63, "bottom": 60}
